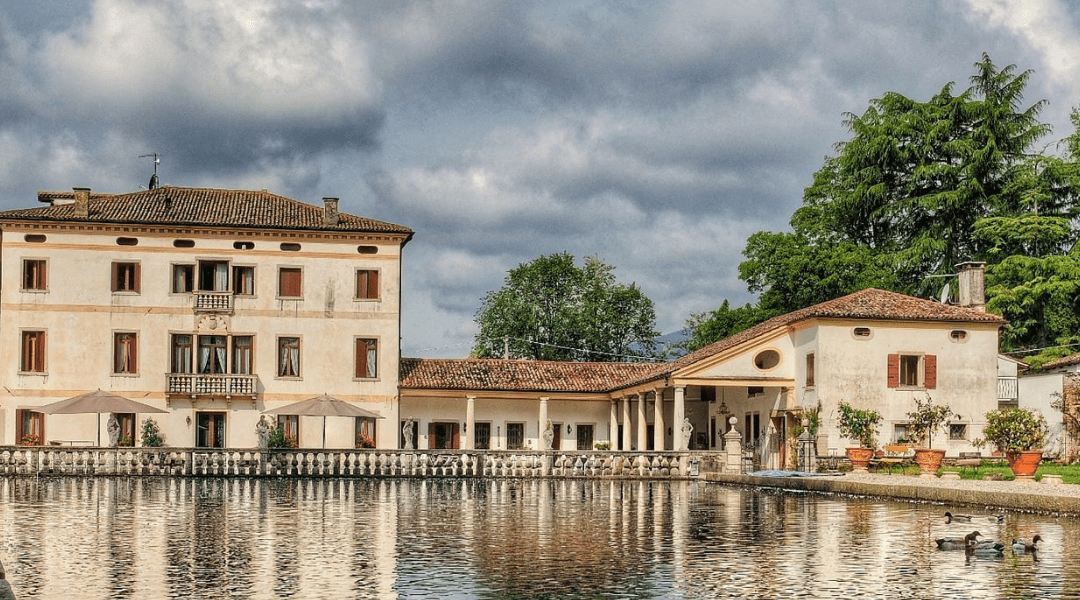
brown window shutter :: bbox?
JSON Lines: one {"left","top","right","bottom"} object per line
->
{"left": 356, "top": 271, "right": 366, "bottom": 298}
{"left": 428, "top": 423, "right": 436, "bottom": 450}
{"left": 355, "top": 338, "right": 366, "bottom": 378}
{"left": 133, "top": 263, "right": 141, "bottom": 293}
{"left": 452, "top": 424, "right": 460, "bottom": 449}
{"left": 887, "top": 354, "right": 899, "bottom": 388}
{"left": 924, "top": 354, "right": 937, "bottom": 389}
{"left": 111, "top": 262, "right": 119, "bottom": 292}
{"left": 369, "top": 270, "right": 379, "bottom": 298}
{"left": 279, "top": 268, "right": 301, "bottom": 297}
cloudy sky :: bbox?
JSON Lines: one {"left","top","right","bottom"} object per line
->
{"left": 2, "top": 1, "right": 1079, "bottom": 357}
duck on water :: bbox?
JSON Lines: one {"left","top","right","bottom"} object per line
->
{"left": 944, "top": 511, "right": 1004, "bottom": 524}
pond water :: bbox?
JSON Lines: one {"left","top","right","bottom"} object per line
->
{"left": 1, "top": 477, "right": 1079, "bottom": 599}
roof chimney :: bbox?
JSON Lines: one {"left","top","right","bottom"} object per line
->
{"left": 322, "top": 197, "right": 339, "bottom": 226}
{"left": 956, "top": 261, "right": 986, "bottom": 312}
{"left": 73, "top": 187, "right": 90, "bottom": 219}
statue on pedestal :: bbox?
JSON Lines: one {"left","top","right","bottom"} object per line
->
{"left": 107, "top": 414, "right": 121, "bottom": 447}
{"left": 681, "top": 418, "right": 693, "bottom": 451}
{"left": 256, "top": 416, "right": 271, "bottom": 450}
{"left": 402, "top": 417, "right": 415, "bottom": 450}
{"left": 542, "top": 420, "right": 555, "bottom": 450}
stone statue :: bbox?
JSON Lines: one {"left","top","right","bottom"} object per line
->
{"left": 681, "top": 418, "right": 693, "bottom": 451}
{"left": 256, "top": 416, "right": 271, "bottom": 450}
{"left": 107, "top": 414, "right": 121, "bottom": 447}
{"left": 0, "top": 557, "right": 15, "bottom": 600}
{"left": 402, "top": 417, "right": 415, "bottom": 450}
{"left": 542, "top": 420, "right": 555, "bottom": 450}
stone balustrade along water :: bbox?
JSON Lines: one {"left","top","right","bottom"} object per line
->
{"left": 0, "top": 447, "right": 719, "bottom": 478}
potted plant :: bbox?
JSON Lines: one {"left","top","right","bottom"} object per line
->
{"left": 975, "top": 407, "right": 1048, "bottom": 479}
{"left": 140, "top": 417, "right": 164, "bottom": 447}
{"left": 905, "top": 394, "right": 954, "bottom": 474}
{"left": 837, "top": 401, "right": 881, "bottom": 471}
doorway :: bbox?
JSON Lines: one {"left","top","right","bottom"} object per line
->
{"left": 196, "top": 412, "right": 226, "bottom": 448}
{"left": 428, "top": 422, "right": 459, "bottom": 449}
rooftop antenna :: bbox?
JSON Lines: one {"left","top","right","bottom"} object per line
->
{"left": 140, "top": 153, "right": 162, "bottom": 189}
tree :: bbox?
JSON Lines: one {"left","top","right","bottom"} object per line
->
{"left": 473, "top": 253, "right": 659, "bottom": 361}
{"left": 672, "top": 300, "right": 775, "bottom": 356}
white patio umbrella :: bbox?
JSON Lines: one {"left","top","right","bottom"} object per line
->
{"left": 263, "top": 394, "right": 383, "bottom": 448}
{"left": 33, "top": 389, "right": 167, "bottom": 446}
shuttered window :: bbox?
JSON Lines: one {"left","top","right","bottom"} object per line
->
{"left": 112, "top": 262, "right": 141, "bottom": 293}
{"left": 355, "top": 269, "right": 380, "bottom": 299}
{"left": 22, "top": 259, "right": 47, "bottom": 291}
{"left": 355, "top": 338, "right": 378, "bottom": 378}
{"left": 278, "top": 268, "right": 302, "bottom": 298}
{"left": 21, "top": 331, "right": 45, "bottom": 372}
{"left": 888, "top": 353, "right": 936, "bottom": 389}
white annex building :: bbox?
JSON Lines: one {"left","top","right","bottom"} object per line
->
{"left": 0, "top": 186, "right": 1011, "bottom": 459}
{"left": 0, "top": 186, "right": 412, "bottom": 449}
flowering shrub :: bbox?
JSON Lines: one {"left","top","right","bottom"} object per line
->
{"left": 975, "top": 407, "right": 1048, "bottom": 452}
{"left": 19, "top": 433, "right": 41, "bottom": 446}
{"left": 141, "top": 418, "right": 164, "bottom": 447}
{"left": 356, "top": 433, "right": 376, "bottom": 448}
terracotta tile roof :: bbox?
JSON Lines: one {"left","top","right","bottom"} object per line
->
{"left": 0, "top": 187, "right": 412, "bottom": 234}
{"left": 402, "top": 289, "right": 1006, "bottom": 393}
{"left": 1038, "top": 351, "right": 1080, "bottom": 371}
{"left": 400, "top": 357, "right": 659, "bottom": 393}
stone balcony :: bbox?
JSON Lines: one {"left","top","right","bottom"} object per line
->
{"left": 193, "top": 291, "right": 233, "bottom": 313}
{"left": 166, "top": 373, "right": 258, "bottom": 405}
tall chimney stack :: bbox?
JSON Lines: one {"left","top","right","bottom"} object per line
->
{"left": 956, "top": 261, "right": 986, "bottom": 312}
{"left": 73, "top": 187, "right": 90, "bottom": 219}
{"left": 322, "top": 197, "right": 339, "bottom": 226}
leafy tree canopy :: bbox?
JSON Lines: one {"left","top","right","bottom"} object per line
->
{"left": 473, "top": 253, "right": 659, "bottom": 361}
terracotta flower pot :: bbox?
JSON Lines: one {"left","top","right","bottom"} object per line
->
{"left": 846, "top": 447, "right": 874, "bottom": 472}
{"left": 913, "top": 448, "right": 945, "bottom": 474}
{"left": 1005, "top": 450, "right": 1042, "bottom": 479}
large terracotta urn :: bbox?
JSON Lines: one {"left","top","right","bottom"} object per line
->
{"left": 1005, "top": 450, "right": 1043, "bottom": 480}
{"left": 846, "top": 447, "right": 874, "bottom": 472}
{"left": 913, "top": 448, "right": 945, "bottom": 474}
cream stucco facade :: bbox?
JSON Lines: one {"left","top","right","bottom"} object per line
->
{"left": 0, "top": 187, "right": 411, "bottom": 449}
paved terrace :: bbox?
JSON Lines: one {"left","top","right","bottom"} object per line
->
{"left": 706, "top": 471, "right": 1080, "bottom": 515}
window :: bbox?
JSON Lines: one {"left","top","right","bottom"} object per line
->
{"left": 355, "top": 417, "right": 377, "bottom": 448}
{"left": 576, "top": 424, "right": 594, "bottom": 450}
{"left": 278, "top": 267, "right": 302, "bottom": 298}
{"left": 506, "top": 423, "right": 525, "bottom": 450}
{"left": 949, "top": 423, "right": 967, "bottom": 440}
{"left": 429, "top": 422, "right": 459, "bottom": 449}
{"left": 22, "top": 259, "right": 46, "bottom": 291}
{"left": 950, "top": 330, "right": 968, "bottom": 343}
{"left": 116, "top": 237, "right": 138, "bottom": 246}
{"left": 278, "top": 337, "right": 301, "bottom": 377}
{"left": 853, "top": 327, "right": 872, "bottom": 338}
{"left": 198, "top": 335, "right": 227, "bottom": 374}
{"left": 474, "top": 422, "right": 491, "bottom": 449}
{"left": 113, "top": 332, "right": 138, "bottom": 374}
{"left": 357, "top": 245, "right": 378, "bottom": 254}
{"left": 888, "top": 354, "right": 937, "bottom": 389}
{"left": 355, "top": 269, "right": 380, "bottom": 300}
{"left": 171, "top": 334, "right": 193, "bottom": 373}
{"left": 24, "top": 234, "right": 46, "bottom": 243}
{"left": 355, "top": 338, "right": 378, "bottom": 378}
{"left": 111, "top": 262, "right": 140, "bottom": 293}
{"left": 893, "top": 424, "right": 911, "bottom": 444}
{"left": 806, "top": 353, "right": 815, "bottom": 388}
{"left": 21, "top": 331, "right": 45, "bottom": 373}
{"left": 233, "top": 266, "right": 255, "bottom": 295}
{"left": 16, "top": 409, "right": 45, "bottom": 445}
{"left": 232, "top": 336, "right": 253, "bottom": 374}
{"left": 172, "top": 264, "right": 194, "bottom": 293}
{"left": 173, "top": 239, "right": 195, "bottom": 248}
{"left": 277, "top": 415, "right": 299, "bottom": 447}
{"left": 754, "top": 349, "right": 780, "bottom": 370}
{"left": 747, "top": 386, "right": 764, "bottom": 397}
{"left": 196, "top": 412, "right": 226, "bottom": 448}
{"left": 280, "top": 243, "right": 301, "bottom": 251}
{"left": 198, "top": 261, "right": 229, "bottom": 292}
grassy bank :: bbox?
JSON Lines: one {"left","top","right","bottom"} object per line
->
{"left": 868, "top": 460, "right": 1080, "bottom": 483}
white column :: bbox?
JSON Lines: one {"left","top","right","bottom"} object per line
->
{"left": 609, "top": 400, "right": 618, "bottom": 447}
{"left": 673, "top": 385, "right": 686, "bottom": 451}
{"left": 653, "top": 388, "right": 665, "bottom": 451}
{"left": 621, "top": 397, "right": 631, "bottom": 451}
{"left": 538, "top": 396, "right": 549, "bottom": 449}
{"left": 464, "top": 395, "right": 475, "bottom": 450}
{"left": 636, "top": 392, "right": 647, "bottom": 451}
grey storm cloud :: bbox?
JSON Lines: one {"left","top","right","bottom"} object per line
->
{"left": 1, "top": 0, "right": 1078, "bottom": 356}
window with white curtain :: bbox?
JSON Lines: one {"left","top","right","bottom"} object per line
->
{"left": 278, "top": 337, "right": 301, "bottom": 377}
{"left": 113, "top": 332, "right": 138, "bottom": 374}
{"left": 171, "top": 334, "right": 193, "bottom": 373}
{"left": 198, "top": 335, "right": 227, "bottom": 374}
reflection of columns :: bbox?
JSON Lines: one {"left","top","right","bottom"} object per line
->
{"left": 538, "top": 396, "right": 549, "bottom": 449}
{"left": 673, "top": 385, "right": 686, "bottom": 451}
{"left": 653, "top": 388, "right": 665, "bottom": 451}
{"left": 609, "top": 400, "right": 618, "bottom": 447}
{"left": 621, "top": 397, "right": 631, "bottom": 451}
{"left": 464, "top": 395, "right": 476, "bottom": 450}
{"left": 636, "top": 392, "right": 647, "bottom": 451}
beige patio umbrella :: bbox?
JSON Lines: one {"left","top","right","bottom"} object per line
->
{"left": 34, "top": 389, "right": 167, "bottom": 446}
{"left": 263, "top": 394, "right": 383, "bottom": 448}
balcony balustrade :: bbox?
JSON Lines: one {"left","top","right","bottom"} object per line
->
{"left": 193, "top": 291, "right": 233, "bottom": 312}
{"left": 167, "top": 372, "right": 257, "bottom": 401}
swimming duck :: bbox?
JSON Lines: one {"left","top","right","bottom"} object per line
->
{"left": 936, "top": 530, "right": 980, "bottom": 550}
{"left": 944, "top": 511, "right": 974, "bottom": 523}
{"left": 968, "top": 536, "right": 1005, "bottom": 556}
{"left": 1011, "top": 535, "right": 1042, "bottom": 553}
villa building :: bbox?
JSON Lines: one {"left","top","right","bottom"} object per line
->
{"left": 0, "top": 186, "right": 412, "bottom": 449}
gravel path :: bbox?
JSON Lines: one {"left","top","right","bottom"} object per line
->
{"left": 844, "top": 472, "right": 1080, "bottom": 498}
